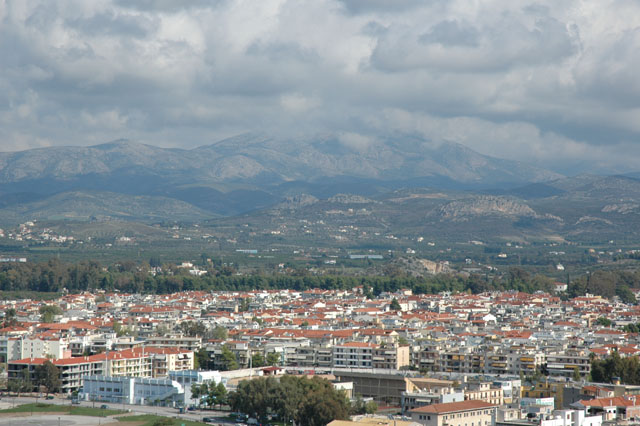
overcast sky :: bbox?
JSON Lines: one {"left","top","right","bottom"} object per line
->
{"left": 1, "top": 0, "right": 639, "bottom": 174}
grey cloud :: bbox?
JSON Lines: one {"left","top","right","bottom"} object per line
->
{"left": 419, "top": 20, "right": 480, "bottom": 47}
{"left": 0, "top": 0, "right": 639, "bottom": 175}
{"left": 112, "top": 0, "right": 222, "bottom": 13}
{"left": 66, "top": 11, "right": 158, "bottom": 39}
{"left": 245, "top": 41, "right": 320, "bottom": 64}
{"left": 370, "top": 9, "right": 578, "bottom": 73}
{"left": 337, "top": 0, "right": 436, "bottom": 15}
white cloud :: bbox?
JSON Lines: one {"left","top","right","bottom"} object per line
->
{"left": 0, "top": 0, "right": 639, "bottom": 174}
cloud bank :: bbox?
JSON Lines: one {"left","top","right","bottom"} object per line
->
{"left": 1, "top": 0, "right": 639, "bottom": 174}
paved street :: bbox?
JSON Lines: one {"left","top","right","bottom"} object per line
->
{"left": 0, "top": 395, "right": 231, "bottom": 424}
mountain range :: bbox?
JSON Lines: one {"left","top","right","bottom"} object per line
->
{"left": 2, "top": 135, "right": 640, "bottom": 244}
{"left": 0, "top": 134, "right": 560, "bottom": 222}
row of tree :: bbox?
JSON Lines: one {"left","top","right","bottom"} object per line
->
{"left": 591, "top": 352, "right": 640, "bottom": 384}
{"left": 194, "top": 347, "right": 281, "bottom": 371}
{"left": 2, "top": 259, "right": 640, "bottom": 301}
{"left": 191, "top": 381, "right": 228, "bottom": 409}
{"left": 7, "top": 361, "right": 61, "bottom": 395}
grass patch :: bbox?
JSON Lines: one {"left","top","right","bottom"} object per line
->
{"left": 117, "top": 414, "right": 207, "bottom": 425}
{"left": 0, "top": 403, "right": 69, "bottom": 413}
{"left": 70, "top": 406, "right": 125, "bottom": 416}
{"left": 0, "top": 403, "right": 124, "bottom": 417}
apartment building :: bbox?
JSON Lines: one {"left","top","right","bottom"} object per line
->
{"left": 332, "top": 342, "right": 376, "bottom": 368}
{"left": 410, "top": 400, "right": 497, "bottom": 426}
{"left": 8, "top": 348, "right": 168, "bottom": 394}
{"left": 373, "top": 345, "right": 410, "bottom": 370}
{"left": 146, "top": 347, "right": 194, "bottom": 377}
{"left": 539, "top": 409, "right": 602, "bottom": 426}
{"left": 440, "top": 351, "right": 486, "bottom": 374}
{"left": 8, "top": 355, "right": 105, "bottom": 394}
{"left": 546, "top": 351, "right": 591, "bottom": 379}
{"left": 145, "top": 335, "right": 201, "bottom": 351}
{"left": 464, "top": 382, "right": 504, "bottom": 406}
{"left": 1, "top": 335, "right": 70, "bottom": 361}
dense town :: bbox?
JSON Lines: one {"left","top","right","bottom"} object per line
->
{"left": 2, "top": 285, "right": 640, "bottom": 426}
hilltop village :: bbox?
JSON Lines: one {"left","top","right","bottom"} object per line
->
{"left": 2, "top": 287, "right": 640, "bottom": 425}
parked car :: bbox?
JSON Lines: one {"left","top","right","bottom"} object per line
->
{"left": 46, "top": 395, "right": 54, "bottom": 400}
{"left": 202, "top": 417, "right": 216, "bottom": 423}
{"left": 100, "top": 404, "right": 109, "bottom": 410}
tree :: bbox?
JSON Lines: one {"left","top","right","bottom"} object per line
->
{"left": 595, "top": 317, "right": 612, "bottom": 327}
{"left": 8, "top": 368, "right": 32, "bottom": 396}
{"left": 221, "top": 345, "right": 239, "bottom": 371}
{"left": 397, "top": 336, "right": 409, "bottom": 346}
{"left": 112, "top": 321, "right": 126, "bottom": 337}
{"left": 156, "top": 324, "right": 170, "bottom": 336}
{"left": 390, "top": 298, "right": 401, "bottom": 311}
{"left": 572, "top": 366, "right": 582, "bottom": 382}
{"left": 3, "top": 307, "right": 17, "bottom": 327}
{"left": 266, "top": 352, "right": 280, "bottom": 367}
{"left": 238, "top": 297, "right": 251, "bottom": 312}
{"left": 191, "top": 383, "right": 203, "bottom": 406}
{"left": 35, "top": 360, "right": 61, "bottom": 394}
{"left": 251, "top": 352, "right": 265, "bottom": 368}
{"left": 195, "top": 348, "right": 212, "bottom": 370}
{"left": 364, "top": 401, "right": 378, "bottom": 414}
{"left": 211, "top": 326, "right": 228, "bottom": 340}
{"left": 180, "top": 321, "right": 206, "bottom": 337}
{"left": 617, "top": 285, "right": 637, "bottom": 304}
{"left": 211, "top": 382, "right": 227, "bottom": 409}
{"left": 230, "top": 375, "right": 349, "bottom": 426}
{"left": 39, "top": 305, "right": 63, "bottom": 323}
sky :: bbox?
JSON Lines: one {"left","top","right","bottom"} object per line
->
{"left": 1, "top": 0, "right": 639, "bottom": 175}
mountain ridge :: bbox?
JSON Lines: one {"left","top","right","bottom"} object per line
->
{"left": 0, "top": 133, "right": 564, "bottom": 220}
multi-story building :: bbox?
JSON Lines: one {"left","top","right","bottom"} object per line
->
{"left": 145, "top": 347, "right": 194, "bottom": 378}
{"left": 145, "top": 335, "right": 201, "bottom": 351}
{"left": 440, "top": 350, "right": 486, "bottom": 374}
{"left": 332, "top": 342, "right": 376, "bottom": 368}
{"left": 1, "top": 335, "right": 70, "bottom": 361}
{"left": 410, "top": 400, "right": 497, "bottom": 426}
{"left": 106, "top": 349, "right": 153, "bottom": 378}
{"left": 80, "top": 375, "right": 184, "bottom": 405}
{"left": 333, "top": 369, "right": 412, "bottom": 406}
{"left": 546, "top": 351, "right": 591, "bottom": 379}
{"left": 212, "top": 341, "right": 251, "bottom": 369}
{"left": 464, "top": 382, "right": 504, "bottom": 406}
{"left": 373, "top": 345, "right": 410, "bottom": 370}
{"left": 8, "top": 348, "right": 157, "bottom": 394}
{"left": 539, "top": 409, "right": 602, "bottom": 426}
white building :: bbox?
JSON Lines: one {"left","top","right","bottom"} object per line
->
{"left": 1, "top": 335, "right": 70, "bottom": 361}
{"left": 411, "top": 400, "right": 497, "bottom": 426}
{"left": 169, "top": 370, "right": 222, "bottom": 405}
{"left": 540, "top": 410, "right": 602, "bottom": 426}
{"left": 332, "top": 342, "right": 376, "bottom": 368}
{"left": 80, "top": 375, "right": 184, "bottom": 405}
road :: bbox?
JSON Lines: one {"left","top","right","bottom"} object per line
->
{"left": 0, "top": 395, "right": 232, "bottom": 425}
